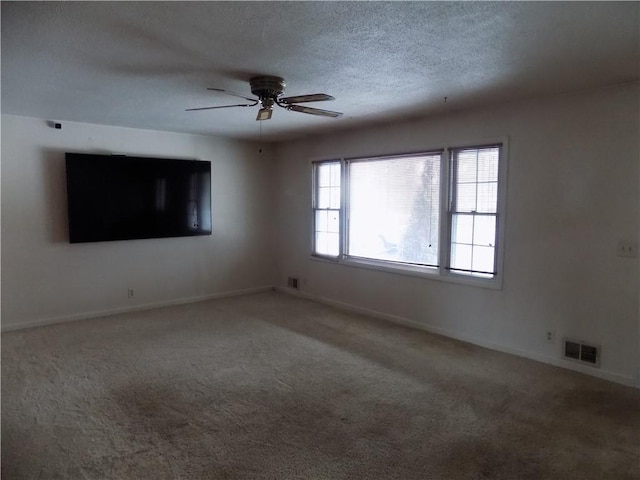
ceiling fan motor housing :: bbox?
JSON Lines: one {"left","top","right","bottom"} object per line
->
{"left": 250, "top": 76, "right": 286, "bottom": 101}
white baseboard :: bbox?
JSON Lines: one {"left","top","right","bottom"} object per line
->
{"left": 1, "top": 286, "right": 274, "bottom": 332}
{"left": 276, "top": 287, "right": 637, "bottom": 389}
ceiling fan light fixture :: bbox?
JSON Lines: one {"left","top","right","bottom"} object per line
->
{"left": 256, "top": 108, "right": 273, "bottom": 121}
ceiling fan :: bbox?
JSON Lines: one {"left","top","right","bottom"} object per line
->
{"left": 186, "top": 75, "right": 343, "bottom": 121}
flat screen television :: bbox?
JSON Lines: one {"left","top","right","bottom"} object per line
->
{"left": 65, "top": 153, "right": 212, "bottom": 243}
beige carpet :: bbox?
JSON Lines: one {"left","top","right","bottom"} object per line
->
{"left": 2, "top": 291, "right": 639, "bottom": 479}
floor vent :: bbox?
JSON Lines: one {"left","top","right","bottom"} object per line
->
{"left": 287, "top": 277, "right": 299, "bottom": 289}
{"left": 564, "top": 339, "right": 600, "bottom": 367}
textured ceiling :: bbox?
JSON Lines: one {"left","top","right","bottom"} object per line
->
{"left": 2, "top": 1, "right": 638, "bottom": 141}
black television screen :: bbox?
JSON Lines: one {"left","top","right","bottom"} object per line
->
{"left": 65, "top": 153, "right": 212, "bottom": 243}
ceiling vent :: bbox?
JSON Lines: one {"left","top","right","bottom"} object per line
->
{"left": 564, "top": 339, "right": 600, "bottom": 367}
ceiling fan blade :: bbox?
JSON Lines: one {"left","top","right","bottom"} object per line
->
{"left": 186, "top": 102, "right": 257, "bottom": 112}
{"left": 207, "top": 88, "right": 257, "bottom": 103}
{"left": 286, "top": 104, "right": 343, "bottom": 118}
{"left": 279, "top": 94, "right": 335, "bottom": 104}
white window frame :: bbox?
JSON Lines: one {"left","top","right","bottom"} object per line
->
{"left": 310, "top": 139, "right": 508, "bottom": 289}
{"left": 311, "top": 160, "right": 343, "bottom": 259}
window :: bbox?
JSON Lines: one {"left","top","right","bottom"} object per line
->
{"left": 448, "top": 146, "right": 500, "bottom": 277}
{"left": 348, "top": 153, "right": 441, "bottom": 267}
{"left": 312, "top": 161, "right": 341, "bottom": 256}
{"left": 312, "top": 143, "right": 504, "bottom": 285}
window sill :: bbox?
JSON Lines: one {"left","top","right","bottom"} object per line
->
{"left": 310, "top": 254, "right": 503, "bottom": 290}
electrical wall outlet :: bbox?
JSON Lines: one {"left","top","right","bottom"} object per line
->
{"left": 617, "top": 240, "right": 638, "bottom": 258}
{"left": 127, "top": 289, "right": 134, "bottom": 298}
{"left": 545, "top": 330, "right": 555, "bottom": 344}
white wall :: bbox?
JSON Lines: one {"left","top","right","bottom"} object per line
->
{"left": 274, "top": 82, "right": 640, "bottom": 386}
{"left": 1, "top": 115, "right": 275, "bottom": 329}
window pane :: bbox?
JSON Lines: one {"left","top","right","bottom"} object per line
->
{"left": 327, "top": 210, "right": 339, "bottom": 233}
{"left": 456, "top": 184, "right": 476, "bottom": 212}
{"left": 326, "top": 233, "right": 339, "bottom": 256}
{"left": 317, "top": 163, "right": 331, "bottom": 187}
{"left": 314, "top": 208, "right": 340, "bottom": 256}
{"left": 456, "top": 151, "right": 477, "bottom": 183}
{"left": 452, "top": 214, "right": 473, "bottom": 245}
{"left": 477, "top": 149, "right": 499, "bottom": 182}
{"left": 318, "top": 187, "right": 331, "bottom": 208}
{"left": 315, "top": 232, "right": 339, "bottom": 257}
{"left": 472, "top": 245, "right": 495, "bottom": 273}
{"left": 315, "top": 232, "right": 328, "bottom": 255}
{"left": 477, "top": 182, "right": 497, "bottom": 213}
{"left": 317, "top": 161, "right": 340, "bottom": 188}
{"left": 318, "top": 186, "right": 341, "bottom": 209}
{"left": 348, "top": 154, "right": 440, "bottom": 266}
{"left": 451, "top": 243, "right": 472, "bottom": 271}
{"left": 315, "top": 210, "right": 328, "bottom": 232}
{"left": 473, "top": 215, "right": 496, "bottom": 246}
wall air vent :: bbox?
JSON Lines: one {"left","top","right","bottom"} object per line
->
{"left": 563, "top": 339, "right": 600, "bottom": 367}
